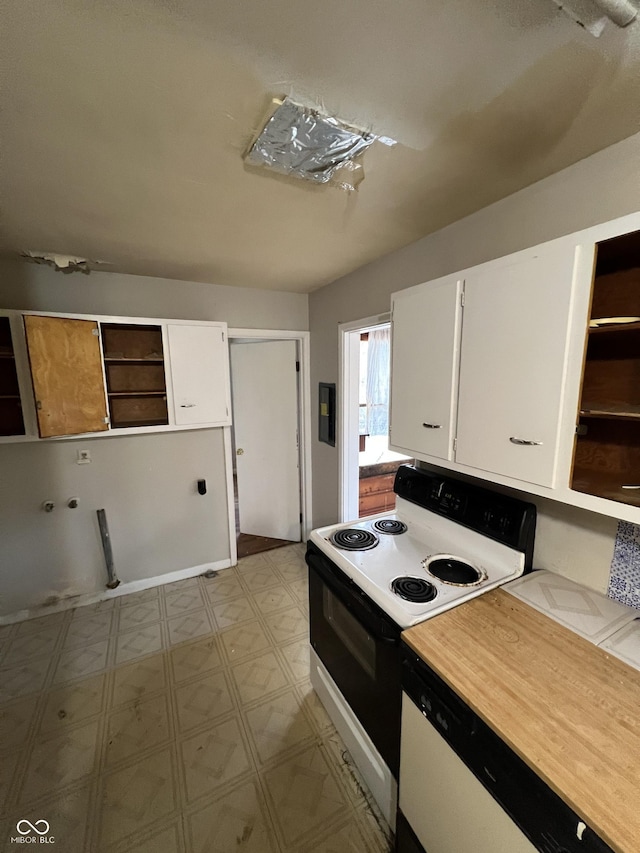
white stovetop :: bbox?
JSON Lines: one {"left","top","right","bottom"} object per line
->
{"left": 506, "top": 569, "right": 640, "bottom": 671}
{"left": 310, "top": 498, "right": 526, "bottom": 629}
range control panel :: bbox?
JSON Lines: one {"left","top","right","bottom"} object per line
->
{"left": 394, "top": 465, "right": 536, "bottom": 568}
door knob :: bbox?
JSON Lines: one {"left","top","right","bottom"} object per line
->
{"left": 236, "top": 448, "right": 244, "bottom": 455}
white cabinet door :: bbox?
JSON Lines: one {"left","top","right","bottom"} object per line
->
{"left": 455, "top": 244, "right": 577, "bottom": 487}
{"left": 167, "top": 324, "right": 231, "bottom": 426}
{"left": 390, "top": 275, "right": 462, "bottom": 461}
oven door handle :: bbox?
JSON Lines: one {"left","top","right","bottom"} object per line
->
{"left": 307, "top": 549, "right": 399, "bottom": 644}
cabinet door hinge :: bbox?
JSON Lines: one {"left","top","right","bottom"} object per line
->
{"left": 222, "top": 331, "right": 225, "bottom": 342}
{"left": 296, "top": 361, "right": 300, "bottom": 372}
{"left": 299, "top": 512, "right": 303, "bottom": 523}
{"left": 460, "top": 290, "right": 465, "bottom": 307}
{"left": 104, "top": 416, "right": 111, "bottom": 425}
{"left": 453, "top": 437, "right": 457, "bottom": 453}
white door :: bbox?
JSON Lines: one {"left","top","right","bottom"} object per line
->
{"left": 168, "top": 324, "right": 231, "bottom": 426}
{"left": 390, "top": 275, "right": 462, "bottom": 462}
{"left": 230, "top": 339, "right": 301, "bottom": 541}
{"left": 455, "top": 243, "right": 577, "bottom": 487}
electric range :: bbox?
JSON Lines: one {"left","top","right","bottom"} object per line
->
{"left": 305, "top": 464, "right": 536, "bottom": 829}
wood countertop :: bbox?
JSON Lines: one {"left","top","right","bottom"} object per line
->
{"left": 401, "top": 589, "right": 640, "bottom": 853}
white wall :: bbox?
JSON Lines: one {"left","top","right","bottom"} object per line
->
{"left": 309, "top": 131, "right": 640, "bottom": 592}
{"left": 0, "top": 262, "right": 309, "bottom": 330}
{"left": 0, "top": 263, "right": 308, "bottom": 618}
{"left": 0, "top": 430, "right": 229, "bottom": 616}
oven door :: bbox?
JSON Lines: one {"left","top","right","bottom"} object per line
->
{"left": 306, "top": 541, "right": 402, "bottom": 777}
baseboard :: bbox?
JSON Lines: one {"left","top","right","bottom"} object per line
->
{"left": 0, "top": 558, "right": 233, "bottom": 626}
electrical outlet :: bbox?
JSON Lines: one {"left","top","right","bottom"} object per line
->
{"left": 76, "top": 449, "right": 91, "bottom": 464}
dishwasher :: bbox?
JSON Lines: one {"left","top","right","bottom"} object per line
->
{"left": 397, "top": 646, "right": 613, "bottom": 853}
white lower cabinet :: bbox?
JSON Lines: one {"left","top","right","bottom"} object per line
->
{"left": 455, "top": 243, "right": 577, "bottom": 488}
{"left": 390, "top": 275, "right": 462, "bottom": 462}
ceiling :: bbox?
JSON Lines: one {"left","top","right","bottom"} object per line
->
{"left": 2, "top": 0, "right": 640, "bottom": 293}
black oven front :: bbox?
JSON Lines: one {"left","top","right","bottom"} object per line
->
{"left": 306, "top": 540, "right": 402, "bottom": 777}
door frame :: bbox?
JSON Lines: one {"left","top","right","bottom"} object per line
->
{"left": 226, "top": 328, "right": 312, "bottom": 561}
{"left": 338, "top": 313, "right": 390, "bottom": 522}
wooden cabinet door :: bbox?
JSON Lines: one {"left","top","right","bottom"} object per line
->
{"left": 455, "top": 244, "right": 577, "bottom": 488}
{"left": 167, "top": 324, "right": 231, "bottom": 426}
{"left": 390, "top": 275, "right": 462, "bottom": 461}
{"left": 24, "top": 315, "right": 108, "bottom": 438}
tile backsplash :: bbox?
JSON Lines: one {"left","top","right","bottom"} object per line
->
{"left": 608, "top": 521, "right": 640, "bottom": 610}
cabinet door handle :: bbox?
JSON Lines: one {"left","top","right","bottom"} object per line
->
{"left": 622, "top": 485, "right": 640, "bottom": 490}
{"left": 422, "top": 423, "right": 442, "bottom": 429}
{"left": 509, "top": 437, "right": 543, "bottom": 446}
{"left": 180, "top": 403, "right": 196, "bottom": 408}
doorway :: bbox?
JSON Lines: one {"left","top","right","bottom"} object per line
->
{"left": 339, "top": 316, "right": 412, "bottom": 522}
{"left": 227, "top": 329, "right": 312, "bottom": 560}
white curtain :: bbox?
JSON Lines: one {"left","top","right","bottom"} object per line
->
{"left": 365, "top": 327, "right": 390, "bottom": 436}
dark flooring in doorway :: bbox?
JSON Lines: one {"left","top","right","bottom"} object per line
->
{"left": 236, "top": 532, "right": 295, "bottom": 559}
{"left": 233, "top": 474, "right": 297, "bottom": 558}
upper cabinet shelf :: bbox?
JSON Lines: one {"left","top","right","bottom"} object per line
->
{"left": 0, "top": 311, "right": 232, "bottom": 441}
{"left": 102, "top": 323, "right": 168, "bottom": 430}
{"left": 0, "top": 316, "right": 25, "bottom": 437}
{"left": 103, "top": 357, "right": 165, "bottom": 363}
{"left": 571, "top": 233, "right": 640, "bottom": 510}
{"left": 588, "top": 320, "right": 640, "bottom": 334}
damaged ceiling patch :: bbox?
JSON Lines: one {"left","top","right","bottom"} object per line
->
{"left": 21, "top": 251, "right": 110, "bottom": 274}
{"left": 245, "top": 97, "right": 394, "bottom": 191}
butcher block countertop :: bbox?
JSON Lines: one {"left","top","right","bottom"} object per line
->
{"left": 401, "top": 588, "right": 640, "bottom": 853}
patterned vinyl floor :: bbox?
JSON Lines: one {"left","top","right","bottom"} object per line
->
{"left": 0, "top": 544, "right": 393, "bottom": 852}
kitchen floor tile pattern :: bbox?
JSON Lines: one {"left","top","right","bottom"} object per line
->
{"left": 0, "top": 545, "right": 392, "bottom": 853}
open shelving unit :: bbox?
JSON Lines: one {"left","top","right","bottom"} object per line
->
{"left": 572, "top": 230, "right": 640, "bottom": 508}
{"left": 101, "top": 323, "right": 169, "bottom": 429}
{"left": 0, "top": 317, "right": 25, "bottom": 436}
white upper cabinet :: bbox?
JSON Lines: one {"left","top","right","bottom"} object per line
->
{"left": 0, "top": 311, "right": 233, "bottom": 442}
{"left": 388, "top": 212, "right": 640, "bottom": 522}
{"left": 454, "top": 243, "right": 577, "bottom": 488}
{"left": 167, "top": 323, "right": 231, "bottom": 426}
{"left": 390, "top": 275, "right": 463, "bottom": 462}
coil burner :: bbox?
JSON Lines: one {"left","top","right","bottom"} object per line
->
{"left": 330, "top": 529, "right": 379, "bottom": 551}
{"left": 391, "top": 577, "right": 438, "bottom": 603}
{"left": 372, "top": 519, "right": 408, "bottom": 535}
{"left": 423, "top": 554, "right": 486, "bottom": 586}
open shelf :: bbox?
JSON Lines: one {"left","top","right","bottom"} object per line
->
{"left": 580, "top": 404, "right": 640, "bottom": 421}
{"left": 572, "top": 470, "right": 640, "bottom": 508}
{"left": 108, "top": 393, "right": 168, "bottom": 429}
{"left": 107, "top": 391, "right": 167, "bottom": 398}
{"left": 109, "top": 418, "right": 168, "bottom": 429}
{"left": 101, "top": 323, "right": 168, "bottom": 428}
{"left": 103, "top": 357, "right": 165, "bottom": 363}
{"left": 571, "top": 231, "right": 640, "bottom": 508}
{"left": 589, "top": 320, "right": 640, "bottom": 334}
{"left": 0, "top": 317, "right": 25, "bottom": 435}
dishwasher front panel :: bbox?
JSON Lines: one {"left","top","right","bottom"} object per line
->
{"left": 399, "top": 693, "right": 537, "bottom": 853}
